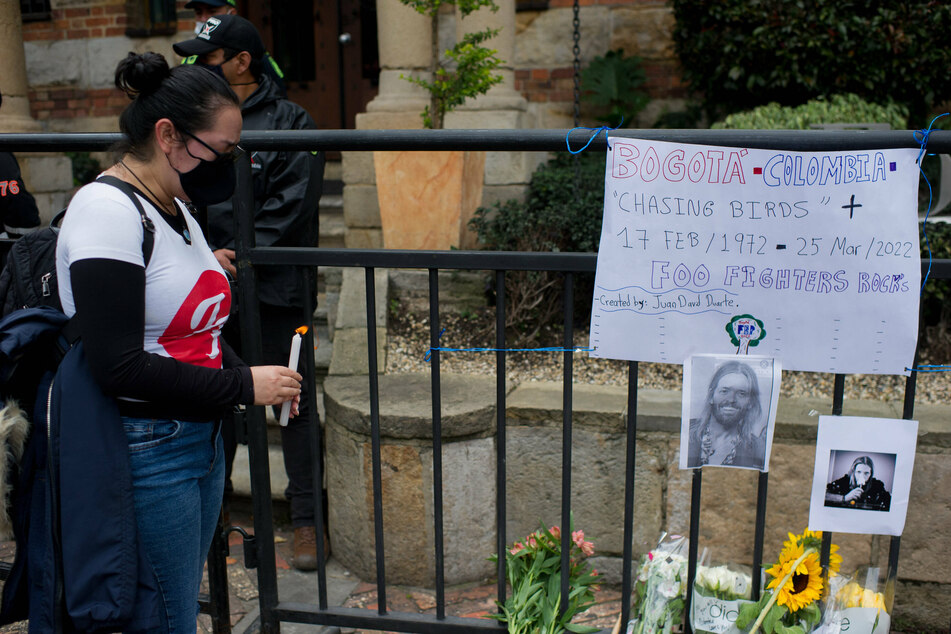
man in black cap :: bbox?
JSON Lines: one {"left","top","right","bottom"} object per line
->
{"left": 185, "top": 0, "right": 236, "bottom": 34}
{"left": 174, "top": 14, "right": 326, "bottom": 571}
{"left": 183, "top": 0, "right": 286, "bottom": 95}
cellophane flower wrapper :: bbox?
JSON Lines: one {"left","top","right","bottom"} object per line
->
{"left": 626, "top": 534, "right": 689, "bottom": 634}
{"left": 815, "top": 567, "right": 891, "bottom": 634}
{"left": 690, "top": 563, "right": 755, "bottom": 634}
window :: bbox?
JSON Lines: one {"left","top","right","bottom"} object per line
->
{"left": 125, "top": 0, "right": 178, "bottom": 37}
{"left": 20, "top": 0, "right": 51, "bottom": 22}
{"left": 515, "top": 0, "right": 548, "bottom": 11}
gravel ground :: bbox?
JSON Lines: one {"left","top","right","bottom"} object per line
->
{"left": 386, "top": 308, "right": 951, "bottom": 405}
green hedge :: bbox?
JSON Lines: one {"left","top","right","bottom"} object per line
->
{"left": 672, "top": 0, "right": 951, "bottom": 122}
{"left": 712, "top": 94, "right": 908, "bottom": 131}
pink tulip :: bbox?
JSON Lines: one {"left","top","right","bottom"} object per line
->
{"left": 510, "top": 542, "right": 524, "bottom": 555}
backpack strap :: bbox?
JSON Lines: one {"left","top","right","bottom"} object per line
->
{"left": 94, "top": 175, "right": 156, "bottom": 267}
{"left": 58, "top": 177, "right": 159, "bottom": 346}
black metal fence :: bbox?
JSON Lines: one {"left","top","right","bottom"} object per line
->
{"left": 2, "top": 128, "right": 950, "bottom": 634}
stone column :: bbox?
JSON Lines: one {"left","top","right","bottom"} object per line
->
{"left": 450, "top": 0, "right": 525, "bottom": 116}
{"left": 448, "top": 0, "right": 534, "bottom": 208}
{"left": 0, "top": 0, "right": 40, "bottom": 133}
{"left": 362, "top": 0, "right": 432, "bottom": 125}
{"left": 344, "top": 0, "right": 434, "bottom": 251}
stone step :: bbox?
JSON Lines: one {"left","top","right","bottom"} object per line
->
{"left": 318, "top": 194, "right": 344, "bottom": 249}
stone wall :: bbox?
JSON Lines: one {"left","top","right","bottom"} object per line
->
{"left": 323, "top": 375, "right": 951, "bottom": 629}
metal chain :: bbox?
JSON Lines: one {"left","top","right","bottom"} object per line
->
{"left": 572, "top": 0, "right": 582, "bottom": 194}
{"left": 572, "top": 0, "right": 581, "bottom": 128}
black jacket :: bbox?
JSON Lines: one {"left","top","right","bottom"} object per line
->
{"left": 0, "top": 153, "right": 40, "bottom": 236}
{"left": 206, "top": 74, "right": 324, "bottom": 309}
{"left": 0, "top": 308, "right": 162, "bottom": 632}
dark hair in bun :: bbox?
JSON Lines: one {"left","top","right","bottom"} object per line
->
{"left": 113, "top": 52, "right": 239, "bottom": 160}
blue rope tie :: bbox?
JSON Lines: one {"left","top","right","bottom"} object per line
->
{"left": 906, "top": 365, "right": 951, "bottom": 373}
{"left": 915, "top": 113, "right": 949, "bottom": 294}
{"left": 566, "top": 118, "right": 623, "bottom": 154}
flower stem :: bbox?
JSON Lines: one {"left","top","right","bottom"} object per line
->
{"left": 749, "top": 549, "right": 813, "bottom": 634}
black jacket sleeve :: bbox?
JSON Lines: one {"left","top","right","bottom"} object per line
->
{"left": 70, "top": 258, "right": 254, "bottom": 409}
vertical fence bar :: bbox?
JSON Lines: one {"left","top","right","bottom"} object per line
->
{"left": 429, "top": 269, "right": 446, "bottom": 619}
{"left": 620, "top": 361, "right": 639, "bottom": 630}
{"left": 301, "top": 266, "right": 329, "bottom": 608}
{"left": 496, "top": 270, "right": 508, "bottom": 609}
{"left": 821, "top": 374, "right": 846, "bottom": 572}
{"left": 751, "top": 472, "right": 769, "bottom": 600}
{"left": 234, "top": 150, "right": 280, "bottom": 634}
{"left": 365, "top": 267, "right": 387, "bottom": 613}
{"left": 559, "top": 273, "right": 575, "bottom": 615}
{"left": 887, "top": 356, "right": 918, "bottom": 592}
{"left": 206, "top": 520, "right": 232, "bottom": 634}
{"left": 684, "top": 469, "right": 702, "bottom": 634}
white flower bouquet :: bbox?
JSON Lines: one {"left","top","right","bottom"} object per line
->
{"left": 690, "top": 563, "right": 754, "bottom": 634}
{"left": 626, "top": 533, "right": 689, "bottom": 634}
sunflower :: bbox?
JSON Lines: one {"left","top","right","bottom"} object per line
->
{"left": 783, "top": 529, "right": 842, "bottom": 574}
{"left": 765, "top": 541, "right": 824, "bottom": 612}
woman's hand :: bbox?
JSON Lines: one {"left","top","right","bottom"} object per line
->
{"left": 250, "top": 366, "right": 302, "bottom": 406}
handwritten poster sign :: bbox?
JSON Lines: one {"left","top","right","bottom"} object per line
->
{"left": 588, "top": 140, "right": 921, "bottom": 374}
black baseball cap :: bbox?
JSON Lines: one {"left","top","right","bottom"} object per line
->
{"left": 173, "top": 14, "right": 264, "bottom": 60}
{"left": 184, "top": 0, "right": 236, "bottom": 9}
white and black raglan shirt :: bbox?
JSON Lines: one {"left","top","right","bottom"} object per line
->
{"left": 56, "top": 180, "right": 253, "bottom": 422}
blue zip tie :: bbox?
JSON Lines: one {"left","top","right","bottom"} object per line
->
{"left": 915, "top": 113, "right": 948, "bottom": 294}
{"left": 566, "top": 118, "right": 623, "bottom": 154}
{"left": 906, "top": 365, "right": 951, "bottom": 373}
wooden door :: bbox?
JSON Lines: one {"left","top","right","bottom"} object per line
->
{"left": 244, "top": 0, "right": 378, "bottom": 130}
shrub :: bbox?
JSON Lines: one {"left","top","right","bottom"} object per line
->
{"left": 469, "top": 152, "right": 605, "bottom": 342}
{"left": 580, "top": 50, "right": 650, "bottom": 128}
{"left": 671, "top": 0, "right": 951, "bottom": 122}
{"left": 711, "top": 94, "right": 909, "bottom": 131}
{"left": 65, "top": 151, "right": 102, "bottom": 187}
{"left": 920, "top": 220, "right": 951, "bottom": 360}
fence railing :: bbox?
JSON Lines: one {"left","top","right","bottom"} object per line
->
{"left": 2, "top": 129, "right": 949, "bottom": 634}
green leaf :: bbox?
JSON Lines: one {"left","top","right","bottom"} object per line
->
{"left": 763, "top": 603, "right": 786, "bottom": 633}
{"left": 735, "top": 601, "right": 761, "bottom": 629}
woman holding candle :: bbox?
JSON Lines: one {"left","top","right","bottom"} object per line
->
{"left": 54, "top": 51, "right": 300, "bottom": 632}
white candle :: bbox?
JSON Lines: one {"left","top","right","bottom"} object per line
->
{"left": 279, "top": 325, "right": 308, "bottom": 426}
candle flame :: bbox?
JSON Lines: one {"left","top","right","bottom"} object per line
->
{"left": 295, "top": 325, "right": 309, "bottom": 335}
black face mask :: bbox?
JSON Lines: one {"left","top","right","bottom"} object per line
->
{"left": 197, "top": 62, "right": 227, "bottom": 82}
{"left": 170, "top": 129, "right": 240, "bottom": 206}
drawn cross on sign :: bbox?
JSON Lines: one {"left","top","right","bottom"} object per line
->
{"left": 842, "top": 194, "right": 863, "bottom": 219}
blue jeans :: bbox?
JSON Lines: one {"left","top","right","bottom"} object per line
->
{"left": 123, "top": 418, "right": 224, "bottom": 633}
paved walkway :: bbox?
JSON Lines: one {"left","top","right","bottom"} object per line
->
{"left": 200, "top": 507, "right": 625, "bottom": 634}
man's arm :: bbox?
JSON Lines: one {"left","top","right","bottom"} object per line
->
{"left": 253, "top": 107, "right": 324, "bottom": 248}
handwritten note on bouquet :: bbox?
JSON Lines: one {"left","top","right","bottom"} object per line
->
{"left": 588, "top": 140, "right": 921, "bottom": 374}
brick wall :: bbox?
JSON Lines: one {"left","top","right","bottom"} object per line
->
{"left": 29, "top": 87, "right": 129, "bottom": 121}
{"left": 22, "top": 0, "right": 194, "bottom": 123}
{"left": 512, "top": 0, "right": 686, "bottom": 125}
{"left": 21, "top": 2, "right": 129, "bottom": 42}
